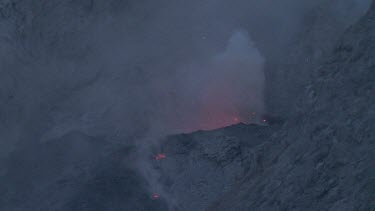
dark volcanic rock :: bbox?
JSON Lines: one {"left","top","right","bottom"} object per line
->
{"left": 152, "top": 123, "right": 278, "bottom": 210}
{"left": 207, "top": 2, "right": 375, "bottom": 211}
{"left": 0, "top": 131, "right": 168, "bottom": 211}
{"left": 1, "top": 1, "right": 374, "bottom": 211}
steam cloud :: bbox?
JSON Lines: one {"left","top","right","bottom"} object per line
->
{"left": 0, "top": 0, "right": 370, "bottom": 150}
{"left": 173, "top": 30, "right": 265, "bottom": 132}
{"left": 0, "top": 0, "right": 371, "bottom": 210}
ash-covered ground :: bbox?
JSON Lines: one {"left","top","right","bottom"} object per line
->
{"left": 1, "top": 0, "right": 374, "bottom": 210}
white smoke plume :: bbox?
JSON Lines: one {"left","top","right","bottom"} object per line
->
{"left": 170, "top": 30, "right": 265, "bottom": 132}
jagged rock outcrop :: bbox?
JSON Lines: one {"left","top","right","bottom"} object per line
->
{"left": 152, "top": 123, "right": 277, "bottom": 210}
{"left": 154, "top": 124, "right": 278, "bottom": 210}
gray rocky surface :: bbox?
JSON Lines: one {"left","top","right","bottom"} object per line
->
{"left": 1, "top": 1, "right": 374, "bottom": 210}
{"left": 0, "top": 131, "right": 168, "bottom": 210}
{"left": 153, "top": 123, "right": 276, "bottom": 210}
{"left": 152, "top": 2, "right": 375, "bottom": 210}
{"left": 208, "top": 3, "right": 375, "bottom": 210}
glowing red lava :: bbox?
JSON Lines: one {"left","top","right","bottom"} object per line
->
{"left": 155, "top": 153, "right": 166, "bottom": 160}
{"left": 195, "top": 107, "right": 244, "bottom": 131}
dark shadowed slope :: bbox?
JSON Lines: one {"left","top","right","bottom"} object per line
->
{"left": 151, "top": 123, "right": 280, "bottom": 210}
{"left": 0, "top": 1, "right": 373, "bottom": 210}
{"left": 208, "top": 2, "right": 375, "bottom": 211}
{"left": 0, "top": 131, "right": 168, "bottom": 211}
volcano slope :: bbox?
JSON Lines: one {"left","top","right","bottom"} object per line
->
{"left": 0, "top": 131, "right": 168, "bottom": 211}
{"left": 152, "top": 123, "right": 279, "bottom": 210}
{"left": 154, "top": 2, "right": 375, "bottom": 211}
{"left": 209, "top": 3, "right": 375, "bottom": 211}
{"left": 1, "top": 1, "right": 374, "bottom": 210}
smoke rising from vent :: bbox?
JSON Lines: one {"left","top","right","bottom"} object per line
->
{"left": 137, "top": 31, "right": 266, "bottom": 208}
{"left": 172, "top": 30, "right": 265, "bottom": 132}
{"left": 0, "top": 0, "right": 372, "bottom": 210}
{"left": 0, "top": 0, "right": 370, "bottom": 149}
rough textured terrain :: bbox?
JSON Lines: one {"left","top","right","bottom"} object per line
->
{"left": 154, "top": 123, "right": 276, "bottom": 210}
{"left": 0, "top": 1, "right": 374, "bottom": 211}
{"left": 153, "top": 2, "right": 375, "bottom": 210}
